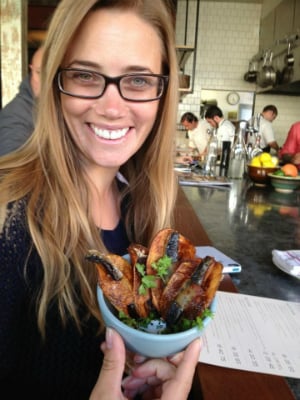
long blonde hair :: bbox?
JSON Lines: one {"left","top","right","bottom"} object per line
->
{"left": 0, "top": 0, "right": 179, "bottom": 336}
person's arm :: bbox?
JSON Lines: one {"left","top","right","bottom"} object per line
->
{"left": 291, "top": 153, "right": 300, "bottom": 164}
{"left": 281, "top": 153, "right": 294, "bottom": 163}
{"left": 279, "top": 123, "right": 300, "bottom": 165}
{"left": 281, "top": 152, "right": 300, "bottom": 165}
{"left": 0, "top": 208, "right": 32, "bottom": 380}
{"left": 90, "top": 328, "right": 201, "bottom": 400}
{"left": 175, "top": 155, "right": 193, "bottom": 164}
{"left": 186, "top": 131, "right": 198, "bottom": 153}
{"left": 268, "top": 140, "right": 280, "bottom": 152}
{"left": 192, "top": 125, "right": 210, "bottom": 156}
{"left": 261, "top": 121, "right": 278, "bottom": 152}
{"left": 0, "top": 96, "right": 35, "bottom": 156}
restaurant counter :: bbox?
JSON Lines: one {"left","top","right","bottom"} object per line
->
{"left": 174, "top": 179, "right": 299, "bottom": 399}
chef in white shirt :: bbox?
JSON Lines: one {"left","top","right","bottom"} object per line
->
{"left": 204, "top": 105, "right": 235, "bottom": 152}
{"left": 257, "top": 104, "right": 280, "bottom": 153}
{"left": 180, "top": 112, "right": 211, "bottom": 157}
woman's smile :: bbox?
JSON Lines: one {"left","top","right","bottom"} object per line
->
{"left": 90, "top": 124, "right": 130, "bottom": 141}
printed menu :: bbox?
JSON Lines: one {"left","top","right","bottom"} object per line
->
{"left": 200, "top": 291, "right": 300, "bottom": 378}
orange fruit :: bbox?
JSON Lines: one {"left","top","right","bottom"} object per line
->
{"left": 281, "top": 163, "right": 298, "bottom": 177}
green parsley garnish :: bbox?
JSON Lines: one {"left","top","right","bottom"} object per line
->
{"left": 151, "top": 255, "right": 172, "bottom": 282}
{"left": 139, "top": 275, "right": 156, "bottom": 295}
{"left": 118, "top": 311, "right": 138, "bottom": 328}
{"left": 135, "top": 256, "right": 172, "bottom": 294}
{"left": 135, "top": 262, "right": 157, "bottom": 295}
{"left": 118, "top": 308, "right": 215, "bottom": 334}
{"left": 130, "top": 255, "right": 215, "bottom": 333}
{"left": 163, "top": 309, "right": 215, "bottom": 333}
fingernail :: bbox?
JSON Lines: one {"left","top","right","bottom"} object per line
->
{"left": 134, "top": 354, "right": 147, "bottom": 364}
{"left": 105, "top": 327, "right": 113, "bottom": 349}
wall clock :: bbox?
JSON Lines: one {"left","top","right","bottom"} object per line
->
{"left": 226, "top": 91, "right": 240, "bottom": 105}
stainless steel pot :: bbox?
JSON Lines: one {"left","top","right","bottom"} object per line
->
{"left": 285, "top": 42, "right": 295, "bottom": 66}
{"left": 244, "top": 61, "right": 257, "bottom": 83}
{"left": 257, "top": 51, "right": 276, "bottom": 88}
{"left": 281, "top": 42, "right": 294, "bottom": 84}
{"left": 244, "top": 71, "right": 257, "bottom": 82}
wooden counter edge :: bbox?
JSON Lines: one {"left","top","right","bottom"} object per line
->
{"left": 174, "top": 187, "right": 296, "bottom": 400}
{"left": 174, "top": 186, "right": 211, "bottom": 246}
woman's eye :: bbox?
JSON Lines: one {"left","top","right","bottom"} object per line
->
{"left": 76, "top": 72, "right": 93, "bottom": 81}
{"left": 131, "top": 77, "right": 147, "bottom": 87}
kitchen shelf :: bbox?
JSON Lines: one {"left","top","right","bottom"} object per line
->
{"left": 176, "top": 46, "right": 194, "bottom": 99}
{"left": 28, "top": 30, "right": 47, "bottom": 45}
{"left": 176, "top": 45, "right": 194, "bottom": 70}
{"left": 175, "top": 0, "right": 199, "bottom": 97}
{"left": 179, "top": 88, "right": 192, "bottom": 94}
{"left": 178, "top": 88, "right": 193, "bottom": 102}
{"left": 256, "top": 80, "right": 300, "bottom": 96}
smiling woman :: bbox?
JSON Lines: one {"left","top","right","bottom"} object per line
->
{"left": 0, "top": 1, "right": 202, "bottom": 399}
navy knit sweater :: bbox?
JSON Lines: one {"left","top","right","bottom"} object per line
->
{"left": 0, "top": 200, "right": 130, "bottom": 399}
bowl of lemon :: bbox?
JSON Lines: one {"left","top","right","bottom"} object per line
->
{"left": 247, "top": 152, "right": 279, "bottom": 186}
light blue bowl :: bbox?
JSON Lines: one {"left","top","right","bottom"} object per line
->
{"left": 97, "top": 285, "right": 216, "bottom": 358}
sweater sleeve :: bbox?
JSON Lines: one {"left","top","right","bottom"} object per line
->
{"left": 0, "top": 203, "right": 34, "bottom": 377}
{"left": 0, "top": 202, "right": 105, "bottom": 399}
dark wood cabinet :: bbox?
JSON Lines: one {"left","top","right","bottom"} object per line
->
{"left": 273, "top": 0, "right": 295, "bottom": 44}
{"left": 28, "top": 5, "right": 55, "bottom": 30}
{"left": 259, "top": 0, "right": 298, "bottom": 56}
{"left": 259, "top": 10, "right": 275, "bottom": 51}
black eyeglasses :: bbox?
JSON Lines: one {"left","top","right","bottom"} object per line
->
{"left": 57, "top": 68, "right": 168, "bottom": 102}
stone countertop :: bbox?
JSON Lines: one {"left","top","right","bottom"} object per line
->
{"left": 181, "top": 177, "right": 300, "bottom": 399}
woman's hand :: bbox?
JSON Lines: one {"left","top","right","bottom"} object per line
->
{"left": 90, "top": 328, "right": 127, "bottom": 400}
{"left": 90, "top": 328, "right": 201, "bottom": 400}
{"left": 122, "top": 338, "right": 201, "bottom": 399}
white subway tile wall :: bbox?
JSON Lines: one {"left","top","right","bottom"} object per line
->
{"left": 176, "top": 1, "right": 300, "bottom": 146}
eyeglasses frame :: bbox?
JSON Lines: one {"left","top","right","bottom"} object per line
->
{"left": 57, "top": 68, "right": 169, "bottom": 102}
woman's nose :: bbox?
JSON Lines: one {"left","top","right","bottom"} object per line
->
{"left": 92, "top": 83, "right": 126, "bottom": 117}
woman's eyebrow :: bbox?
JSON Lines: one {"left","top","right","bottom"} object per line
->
{"left": 64, "top": 60, "right": 101, "bottom": 69}
{"left": 64, "top": 60, "right": 155, "bottom": 74}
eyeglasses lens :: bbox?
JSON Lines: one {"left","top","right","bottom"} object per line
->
{"left": 58, "top": 69, "right": 166, "bottom": 102}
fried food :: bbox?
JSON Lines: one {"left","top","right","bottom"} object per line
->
{"left": 86, "top": 228, "right": 223, "bottom": 330}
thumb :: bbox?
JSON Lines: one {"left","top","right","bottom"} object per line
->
{"left": 90, "top": 328, "right": 126, "bottom": 400}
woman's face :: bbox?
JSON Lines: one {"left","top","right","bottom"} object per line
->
{"left": 60, "top": 8, "right": 163, "bottom": 170}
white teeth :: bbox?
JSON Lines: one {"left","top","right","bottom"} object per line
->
{"left": 91, "top": 125, "right": 129, "bottom": 139}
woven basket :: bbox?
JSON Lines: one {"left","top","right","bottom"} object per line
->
{"left": 179, "top": 74, "right": 190, "bottom": 88}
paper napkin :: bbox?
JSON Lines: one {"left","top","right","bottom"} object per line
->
{"left": 272, "top": 249, "right": 300, "bottom": 278}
